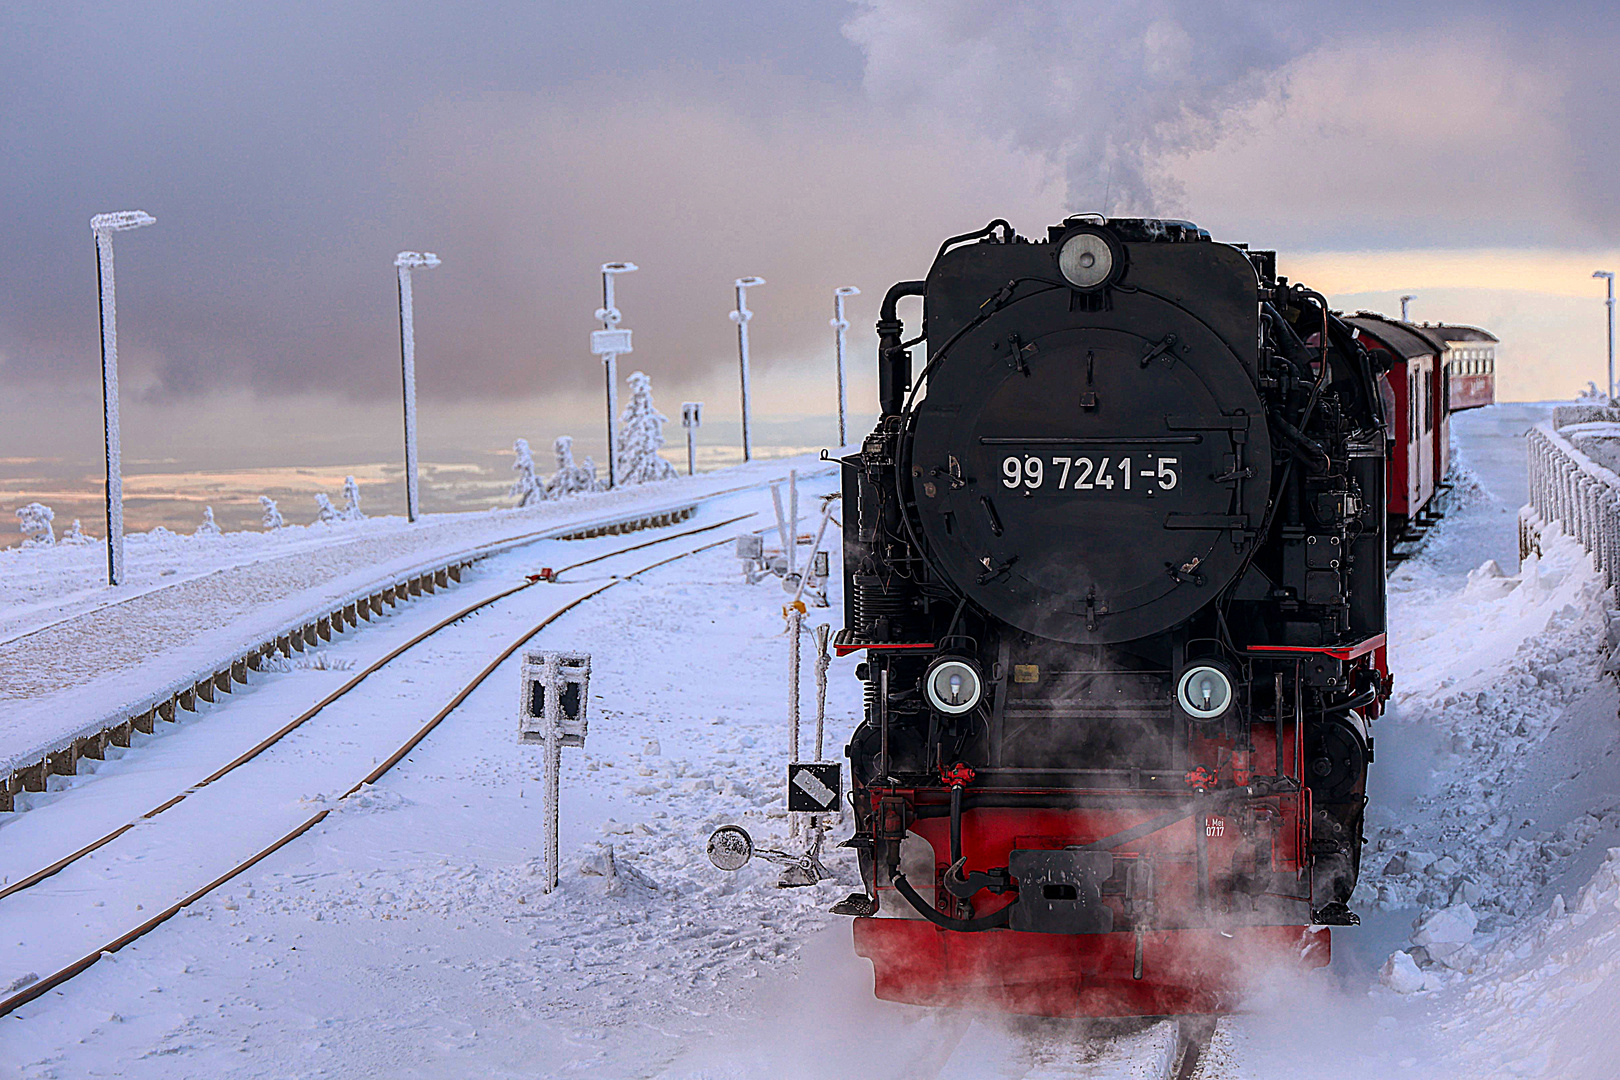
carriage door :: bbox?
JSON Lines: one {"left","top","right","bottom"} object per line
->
{"left": 1417, "top": 355, "right": 1434, "bottom": 507}
{"left": 1408, "top": 365, "right": 1420, "bottom": 511}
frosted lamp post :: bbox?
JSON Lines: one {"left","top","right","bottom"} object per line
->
{"left": 1400, "top": 294, "right": 1415, "bottom": 322}
{"left": 1595, "top": 271, "right": 1615, "bottom": 404}
{"left": 832, "top": 286, "right": 860, "bottom": 446}
{"left": 591, "top": 262, "right": 638, "bottom": 489}
{"left": 90, "top": 210, "right": 156, "bottom": 587}
{"left": 730, "top": 276, "right": 765, "bottom": 462}
{"left": 395, "top": 251, "right": 441, "bottom": 523}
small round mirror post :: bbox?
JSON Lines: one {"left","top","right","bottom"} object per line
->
{"left": 707, "top": 825, "right": 754, "bottom": 872}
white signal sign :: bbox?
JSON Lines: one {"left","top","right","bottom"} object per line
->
{"left": 591, "top": 328, "right": 633, "bottom": 355}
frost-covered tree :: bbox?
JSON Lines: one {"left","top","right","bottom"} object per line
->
{"left": 546, "top": 435, "right": 603, "bottom": 498}
{"left": 196, "top": 505, "right": 222, "bottom": 537}
{"left": 510, "top": 438, "right": 548, "bottom": 507}
{"left": 340, "top": 476, "right": 365, "bottom": 522}
{"left": 60, "top": 518, "right": 90, "bottom": 545}
{"left": 314, "top": 493, "right": 339, "bottom": 525}
{"left": 614, "top": 371, "right": 678, "bottom": 485}
{"left": 259, "top": 495, "right": 285, "bottom": 530}
{"left": 16, "top": 502, "right": 54, "bottom": 547}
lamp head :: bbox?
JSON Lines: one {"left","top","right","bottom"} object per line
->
{"left": 1595, "top": 271, "right": 1615, "bottom": 281}
{"left": 602, "top": 262, "right": 638, "bottom": 275}
{"left": 395, "top": 251, "right": 441, "bottom": 270}
{"left": 90, "top": 210, "right": 155, "bottom": 234}
{"left": 835, "top": 285, "right": 861, "bottom": 297}
{"left": 735, "top": 276, "right": 765, "bottom": 289}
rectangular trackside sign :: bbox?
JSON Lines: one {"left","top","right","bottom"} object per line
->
{"left": 787, "top": 762, "right": 841, "bottom": 813}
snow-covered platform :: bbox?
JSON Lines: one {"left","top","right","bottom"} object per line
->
{"left": 0, "top": 458, "right": 826, "bottom": 798}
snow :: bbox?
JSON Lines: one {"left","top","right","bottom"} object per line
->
{"left": 10, "top": 403, "right": 1620, "bottom": 1078}
{"left": 194, "top": 506, "right": 221, "bottom": 538}
{"left": 0, "top": 459, "right": 828, "bottom": 779}
{"left": 340, "top": 477, "right": 365, "bottom": 522}
{"left": 547, "top": 435, "right": 603, "bottom": 498}
{"left": 614, "top": 371, "right": 679, "bottom": 486}
{"left": 13, "top": 503, "right": 53, "bottom": 548}
{"left": 509, "top": 438, "right": 547, "bottom": 507}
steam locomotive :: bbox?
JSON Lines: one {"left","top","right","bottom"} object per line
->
{"left": 829, "top": 217, "right": 1392, "bottom": 1017}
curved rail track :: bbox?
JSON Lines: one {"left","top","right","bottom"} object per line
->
{"left": 0, "top": 512, "right": 758, "bottom": 1018}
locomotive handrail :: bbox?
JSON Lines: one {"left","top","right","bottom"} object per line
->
{"left": 1246, "top": 633, "right": 1387, "bottom": 660}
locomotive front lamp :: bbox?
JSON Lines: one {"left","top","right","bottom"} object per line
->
{"left": 925, "top": 658, "right": 984, "bottom": 714}
{"left": 1177, "top": 665, "right": 1234, "bottom": 721}
{"left": 1057, "top": 229, "right": 1121, "bottom": 291}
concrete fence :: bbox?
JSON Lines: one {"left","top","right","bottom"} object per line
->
{"left": 1521, "top": 421, "right": 1620, "bottom": 601}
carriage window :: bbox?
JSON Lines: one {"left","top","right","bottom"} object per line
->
{"left": 1409, "top": 371, "right": 1417, "bottom": 437}
{"left": 1423, "top": 373, "right": 1432, "bottom": 433}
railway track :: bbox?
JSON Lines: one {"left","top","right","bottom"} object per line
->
{"left": 0, "top": 506, "right": 768, "bottom": 1019}
{"left": 914, "top": 1014, "right": 1216, "bottom": 1079}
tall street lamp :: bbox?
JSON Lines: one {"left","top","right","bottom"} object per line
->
{"left": 395, "top": 250, "right": 440, "bottom": 523}
{"left": 730, "top": 276, "right": 764, "bottom": 462}
{"left": 1596, "top": 271, "right": 1615, "bottom": 404}
{"left": 591, "top": 262, "right": 637, "bottom": 489}
{"left": 90, "top": 209, "right": 156, "bottom": 587}
{"left": 1400, "top": 294, "right": 1415, "bottom": 322}
{"left": 832, "top": 285, "right": 860, "bottom": 447}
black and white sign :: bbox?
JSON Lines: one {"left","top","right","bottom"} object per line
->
{"left": 786, "top": 761, "right": 841, "bottom": 813}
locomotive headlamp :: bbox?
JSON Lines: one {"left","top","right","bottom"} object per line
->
{"left": 1176, "top": 664, "right": 1234, "bottom": 721}
{"left": 1057, "top": 228, "right": 1122, "bottom": 291}
{"left": 924, "top": 657, "right": 984, "bottom": 715}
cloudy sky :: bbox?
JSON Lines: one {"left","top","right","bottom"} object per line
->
{"left": 2, "top": 1, "right": 1618, "bottom": 529}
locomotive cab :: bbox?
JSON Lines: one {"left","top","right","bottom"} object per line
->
{"left": 833, "top": 217, "right": 1391, "bottom": 1017}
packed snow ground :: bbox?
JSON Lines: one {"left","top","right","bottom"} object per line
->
{"left": 0, "top": 457, "right": 829, "bottom": 774}
{"left": 7, "top": 404, "right": 1620, "bottom": 1078}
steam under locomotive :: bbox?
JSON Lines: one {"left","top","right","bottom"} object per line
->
{"left": 828, "top": 216, "right": 1392, "bottom": 1017}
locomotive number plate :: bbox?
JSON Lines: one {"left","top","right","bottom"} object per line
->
{"left": 999, "top": 453, "right": 1181, "bottom": 494}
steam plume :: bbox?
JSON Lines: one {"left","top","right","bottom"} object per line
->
{"left": 844, "top": 0, "right": 1314, "bottom": 214}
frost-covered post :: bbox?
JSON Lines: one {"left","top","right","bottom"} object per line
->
{"left": 91, "top": 210, "right": 155, "bottom": 586}
{"left": 813, "top": 621, "right": 831, "bottom": 761}
{"left": 786, "top": 601, "right": 804, "bottom": 839}
{"left": 592, "top": 262, "right": 638, "bottom": 489}
{"left": 730, "top": 276, "right": 765, "bottom": 462}
{"left": 518, "top": 651, "right": 592, "bottom": 893}
{"left": 394, "top": 251, "right": 441, "bottom": 523}
{"left": 1595, "top": 271, "right": 1615, "bottom": 404}
{"left": 788, "top": 468, "right": 799, "bottom": 579}
{"left": 681, "top": 402, "right": 702, "bottom": 476}
{"left": 832, "top": 286, "right": 860, "bottom": 446}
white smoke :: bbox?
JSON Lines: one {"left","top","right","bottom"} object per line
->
{"left": 844, "top": 0, "right": 1316, "bottom": 214}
